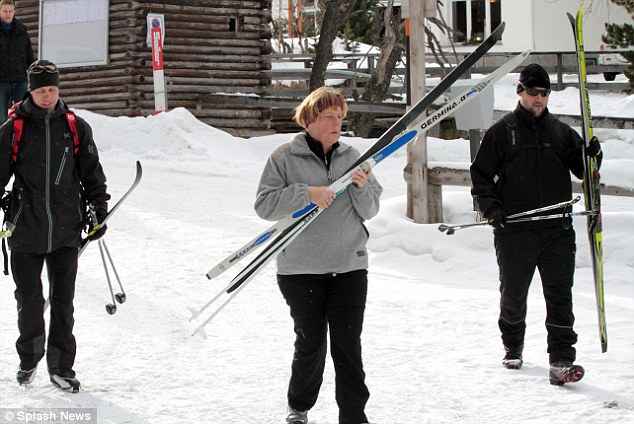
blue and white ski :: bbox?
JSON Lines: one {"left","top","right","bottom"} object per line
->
{"left": 205, "top": 22, "right": 509, "bottom": 281}
{"left": 190, "top": 49, "right": 531, "bottom": 334}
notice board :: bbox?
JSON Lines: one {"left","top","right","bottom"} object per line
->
{"left": 38, "top": 0, "right": 109, "bottom": 67}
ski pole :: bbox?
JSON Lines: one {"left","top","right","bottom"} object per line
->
{"left": 101, "top": 240, "right": 126, "bottom": 304}
{"left": 504, "top": 196, "right": 581, "bottom": 219}
{"left": 98, "top": 239, "right": 117, "bottom": 315}
{"left": 438, "top": 197, "right": 581, "bottom": 234}
{"left": 439, "top": 210, "right": 597, "bottom": 235}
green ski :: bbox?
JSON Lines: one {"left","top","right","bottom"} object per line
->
{"left": 567, "top": 4, "right": 607, "bottom": 353}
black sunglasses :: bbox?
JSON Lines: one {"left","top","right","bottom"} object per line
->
{"left": 519, "top": 83, "right": 551, "bottom": 98}
{"left": 28, "top": 62, "right": 58, "bottom": 74}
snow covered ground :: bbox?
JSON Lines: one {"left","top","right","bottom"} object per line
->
{"left": 0, "top": 77, "right": 632, "bottom": 424}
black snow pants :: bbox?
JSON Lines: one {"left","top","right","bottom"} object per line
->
{"left": 494, "top": 227, "right": 578, "bottom": 363}
{"left": 277, "top": 269, "right": 369, "bottom": 424}
{"left": 11, "top": 247, "right": 78, "bottom": 376}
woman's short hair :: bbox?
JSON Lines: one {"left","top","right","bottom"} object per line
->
{"left": 0, "top": 0, "right": 16, "bottom": 8}
{"left": 293, "top": 87, "right": 348, "bottom": 128}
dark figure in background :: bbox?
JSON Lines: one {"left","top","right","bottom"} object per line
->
{"left": 0, "top": 0, "right": 34, "bottom": 123}
{"left": 470, "top": 64, "right": 602, "bottom": 385}
{"left": 0, "top": 60, "right": 110, "bottom": 392}
{"left": 255, "top": 87, "right": 382, "bottom": 424}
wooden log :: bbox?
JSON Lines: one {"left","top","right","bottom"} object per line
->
{"left": 162, "top": 13, "right": 242, "bottom": 25}
{"left": 136, "top": 99, "right": 265, "bottom": 109}
{"left": 427, "top": 167, "right": 634, "bottom": 198}
{"left": 138, "top": 59, "right": 265, "bottom": 71}
{"left": 157, "top": 37, "right": 266, "bottom": 49}
{"left": 67, "top": 101, "right": 134, "bottom": 110}
{"left": 187, "top": 109, "right": 264, "bottom": 119}
{"left": 83, "top": 108, "right": 143, "bottom": 117}
{"left": 192, "top": 117, "right": 268, "bottom": 128}
{"left": 156, "top": 44, "right": 263, "bottom": 56}
{"left": 164, "top": 76, "right": 262, "bottom": 86}
{"left": 61, "top": 85, "right": 135, "bottom": 96}
{"left": 64, "top": 92, "right": 139, "bottom": 103}
{"left": 115, "top": 26, "right": 266, "bottom": 40}
{"left": 139, "top": 2, "right": 266, "bottom": 17}
{"left": 128, "top": 67, "right": 267, "bottom": 80}
{"left": 60, "top": 68, "right": 136, "bottom": 81}
{"left": 59, "top": 76, "right": 135, "bottom": 88}
{"left": 136, "top": 84, "right": 266, "bottom": 95}
{"left": 115, "top": 51, "right": 267, "bottom": 64}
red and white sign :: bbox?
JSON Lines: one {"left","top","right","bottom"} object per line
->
{"left": 151, "top": 26, "right": 164, "bottom": 71}
{"left": 148, "top": 15, "right": 167, "bottom": 113}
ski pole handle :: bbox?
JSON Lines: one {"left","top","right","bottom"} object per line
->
{"left": 438, "top": 221, "right": 489, "bottom": 235}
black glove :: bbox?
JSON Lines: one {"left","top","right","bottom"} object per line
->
{"left": 484, "top": 207, "right": 506, "bottom": 230}
{"left": 587, "top": 136, "right": 601, "bottom": 157}
{"left": 87, "top": 206, "right": 107, "bottom": 241}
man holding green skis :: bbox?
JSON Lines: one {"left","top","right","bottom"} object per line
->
{"left": 470, "top": 64, "right": 602, "bottom": 385}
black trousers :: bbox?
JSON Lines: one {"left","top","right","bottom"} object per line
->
{"left": 11, "top": 247, "right": 78, "bottom": 375}
{"left": 278, "top": 270, "right": 369, "bottom": 424}
{"left": 494, "top": 227, "right": 578, "bottom": 363}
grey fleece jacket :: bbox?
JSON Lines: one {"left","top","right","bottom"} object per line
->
{"left": 254, "top": 133, "right": 383, "bottom": 275}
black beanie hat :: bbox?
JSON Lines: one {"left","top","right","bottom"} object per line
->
{"left": 27, "top": 60, "right": 60, "bottom": 91}
{"left": 519, "top": 63, "right": 550, "bottom": 90}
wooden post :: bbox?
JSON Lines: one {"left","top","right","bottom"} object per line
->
{"left": 484, "top": 0, "right": 491, "bottom": 39}
{"left": 557, "top": 53, "right": 564, "bottom": 90}
{"left": 288, "top": 0, "right": 294, "bottom": 37}
{"left": 405, "top": 0, "right": 440, "bottom": 223}
{"left": 466, "top": 0, "right": 472, "bottom": 43}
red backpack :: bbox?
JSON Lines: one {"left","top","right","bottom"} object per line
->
{"left": 8, "top": 101, "right": 80, "bottom": 162}
{"left": 2, "top": 102, "right": 82, "bottom": 275}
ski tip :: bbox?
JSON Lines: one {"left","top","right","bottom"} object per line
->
{"left": 189, "top": 324, "right": 208, "bottom": 339}
{"left": 135, "top": 160, "right": 143, "bottom": 175}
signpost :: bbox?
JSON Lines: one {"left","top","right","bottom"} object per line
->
{"left": 147, "top": 14, "right": 167, "bottom": 113}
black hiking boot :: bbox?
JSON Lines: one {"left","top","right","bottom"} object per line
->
{"left": 502, "top": 345, "right": 523, "bottom": 369}
{"left": 549, "top": 361, "right": 584, "bottom": 385}
{"left": 50, "top": 370, "right": 81, "bottom": 393}
{"left": 285, "top": 407, "right": 308, "bottom": 424}
{"left": 16, "top": 366, "right": 37, "bottom": 386}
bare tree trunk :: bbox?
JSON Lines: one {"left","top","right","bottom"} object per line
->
{"left": 309, "top": 0, "right": 356, "bottom": 92}
{"left": 349, "top": 4, "right": 404, "bottom": 137}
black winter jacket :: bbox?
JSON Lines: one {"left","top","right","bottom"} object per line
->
{"left": 0, "top": 18, "right": 35, "bottom": 82}
{"left": 470, "top": 104, "right": 598, "bottom": 231}
{"left": 0, "top": 97, "right": 109, "bottom": 253}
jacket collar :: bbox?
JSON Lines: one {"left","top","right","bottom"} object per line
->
{"left": 514, "top": 102, "right": 551, "bottom": 127}
{"left": 14, "top": 96, "right": 68, "bottom": 120}
{"left": 289, "top": 132, "right": 350, "bottom": 156}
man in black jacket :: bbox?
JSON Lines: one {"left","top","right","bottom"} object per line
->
{"left": 470, "top": 64, "right": 602, "bottom": 384}
{"left": 0, "top": 0, "right": 35, "bottom": 122}
{"left": 0, "top": 60, "right": 109, "bottom": 392}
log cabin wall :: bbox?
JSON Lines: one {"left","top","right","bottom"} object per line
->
{"left": 14, "top": 0, "right": 273, "bottom": 137}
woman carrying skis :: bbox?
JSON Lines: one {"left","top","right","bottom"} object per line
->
{"left": 254, "top": 87, "right": 382, "bottom": 424}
